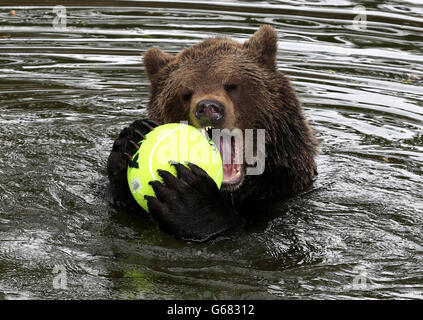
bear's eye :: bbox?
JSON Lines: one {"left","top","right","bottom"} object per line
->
{"left": 181, "top": 92, "right": 193, "bottom": 102}
{"left": 224, "top": 84, "right": 238, "bottom": 91}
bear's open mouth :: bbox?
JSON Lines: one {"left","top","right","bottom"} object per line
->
{"left": 201, "top": 126, "right": 245, "bottom": 191}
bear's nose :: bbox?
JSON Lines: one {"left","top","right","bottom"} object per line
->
{"left": 195, "top": 99, "right": 225, "bottom": 124}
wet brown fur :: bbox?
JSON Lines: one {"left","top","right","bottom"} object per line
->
{"left": 143, "top": 25, "right": 318, "bottom": 203}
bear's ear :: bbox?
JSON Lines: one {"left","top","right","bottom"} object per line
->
{"left": 143, "top": 48, "right": 175, "bottom": 80}
{"left": 243, "top": 25, "right": 278, "bottom": 69}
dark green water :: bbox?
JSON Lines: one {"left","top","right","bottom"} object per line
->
{"left": 0, "top": 0, "right": 422, "bottom": 299}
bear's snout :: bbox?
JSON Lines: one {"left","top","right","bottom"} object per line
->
{"left": 195, "top": 99, "right": 225, "bottom": 126}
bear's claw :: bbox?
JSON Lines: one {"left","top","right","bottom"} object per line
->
{"left": 107, "top": 118, "right": 159, "bottom": 208}
{"left": 145, "top": 162, "right": 245, "bottom": 242}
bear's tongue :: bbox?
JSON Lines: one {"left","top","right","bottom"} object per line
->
{"left": 220, "top": 137, "right": 241, "bottom": 182}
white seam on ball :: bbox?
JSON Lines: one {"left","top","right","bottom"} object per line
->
{"left": 148, "top": 124, "right": 185, "bottom": 181}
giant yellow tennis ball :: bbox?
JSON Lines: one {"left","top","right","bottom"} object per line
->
{"left": 127, "top": 123, "right": 223, "bottom": 212}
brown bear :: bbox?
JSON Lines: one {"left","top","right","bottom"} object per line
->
{"left": 107, "top": 25, "right": 318, "bottom": 242}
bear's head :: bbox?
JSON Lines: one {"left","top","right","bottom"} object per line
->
{"left": 143, "top": 25, "right": 317, "bottom": 195}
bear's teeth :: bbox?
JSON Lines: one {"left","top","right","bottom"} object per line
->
{"left": 200, "top": 126, "right": 213, "bottom": 136}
